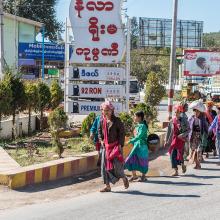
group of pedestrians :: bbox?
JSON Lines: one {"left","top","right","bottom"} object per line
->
{"left": 89, "top": 100, "right": 220, "bottom": 193}
{"left": 165, "top": 100, "right": 220, "bottom": 176}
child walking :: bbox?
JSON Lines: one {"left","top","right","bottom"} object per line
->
{"left": 125, "top": 111, "right": 149, "bottom": 182}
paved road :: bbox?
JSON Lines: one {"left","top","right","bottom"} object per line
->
{"left": 1, "top": 157, "right": 220, "bottom": 220}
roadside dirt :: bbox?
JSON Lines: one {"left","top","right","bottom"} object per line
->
{"left": 0, "top": 150, "right": 172, "bottom": 213}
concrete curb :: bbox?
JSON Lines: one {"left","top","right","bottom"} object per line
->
{"left": 0, "top": 132, "right": 166, "bottom": 190}
{"left": 0, "top": 152, "right": 98, "bottom": 189}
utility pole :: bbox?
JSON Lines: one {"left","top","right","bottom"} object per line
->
{"left": 0, "top": 0, "right": 4, "bottom": 80}
{"left": 168, "top": 0, "right": 178, "bottom": 120}
{"left": 126, "top": 17, "right": 131, "bottom": 113}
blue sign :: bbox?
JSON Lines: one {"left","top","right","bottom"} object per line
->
{"left": 18, "top": 43, "right": 65, "bottom": 61}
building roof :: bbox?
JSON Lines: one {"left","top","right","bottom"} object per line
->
{"left": 4, "top": 12, "right": 43, "bottom": 28}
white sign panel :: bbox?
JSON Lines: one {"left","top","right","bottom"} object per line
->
{"left": 69, "top": 0, "right": 125, "bottom": 63}
{"left": 67, "top": 101, "right": 123, "bottom": 115}
{"left": 184, "top": 50, "right": 220, "bottom": 76}
{"left": 68, "top": 67, "right": 125, "bottom": 81}
{"left": 67, "top": 84, "right": 125, "bottom": 98}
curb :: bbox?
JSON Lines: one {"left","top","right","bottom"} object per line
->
{"left": 0, "top": 132, "right": 166, "bottom": 190}
{"left": 0, "top": 152, "right": 98, "bottom": 189}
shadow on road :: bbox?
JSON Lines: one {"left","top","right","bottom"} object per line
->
{"left": 146, "top": 180, "right": 212, "bottom": 186}
{"left": 183, "top": 174, "right": 220, "bottom": 179}
{"left": 200, "top": 168, "right": 220, "bottom": 171}
{"left": 113, "top": 190, "right": 200, "bottom": 198}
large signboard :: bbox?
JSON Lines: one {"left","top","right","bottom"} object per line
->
{"left": 67, "top": 84, "right": 125, "bottom": 98}
{"left": 184, "top": 50, "right": 220, "bottom": 76}
{"left": 69, "top": 0, "right": 125, "bottom": 63}
{"left": 18, "top": 43, "right": 65, "bottom": 61}
{"left": 67, "top": 101, "right": 123, "bottom": 115}
{"left": 139, "top": 18, "right": 203, "bottom": 48}
{"left": 68, "top": 67, "right": 125, "bottom": 81}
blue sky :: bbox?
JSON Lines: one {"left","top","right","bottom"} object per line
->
{"left": 57, "top": 0, "right": 220, "bottom": 33}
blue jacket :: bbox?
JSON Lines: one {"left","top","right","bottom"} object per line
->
{"left": 209, "top": 115, "right": 220, "bottom": 136}
{"left": 90, "top": 115, "right": 101, "bottom": 144}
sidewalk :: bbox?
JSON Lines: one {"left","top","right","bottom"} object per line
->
{"left": 0, "top": 147, "right": 20, "bottom": 173}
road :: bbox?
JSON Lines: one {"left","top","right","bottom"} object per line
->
{"left": 1, "top": 157, "right": 220, "bottom": 220}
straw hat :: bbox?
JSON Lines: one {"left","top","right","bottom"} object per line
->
{"left": 189, "top": 100, "right": 206, "bottom": 113}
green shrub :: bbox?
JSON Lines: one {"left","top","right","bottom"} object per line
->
{"left": 132, "top": 103, "right": 157, "bottom": 121}
{"left": 119, "top": 112, "right": 134, "bottom": 136}
{"left": 81, "top": 113, "right": 96, "bottom": 137}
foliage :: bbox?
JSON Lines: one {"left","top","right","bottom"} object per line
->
{"left": 50, "top": 80, "right": 63, "bottom": 110}
{"left": 37, "top": 81, "right": 51, "bottom": 130}
{"left": 81, "top": 113, "right": 96, "bottom": 137}
{"left": 132, "top": 103, "right": 158, "bottom": 121}
{"left": 173, "top": 91, "right": 184, "bottom": 102}
{"left": 130, "top": 48, "right": 170, "bottom": 85}
{"left": 3, "top": 0, "right": 63, "bottom": 41}
{"left": 203, "top": 32, "right": 220, "bottom": 48}
{"left": 145, "top": 72, "right": 166, "bottom": 107}
{"left": 7, "top": 70, "right": 26, "bottom": 139}
{"left": 0, "top": 73, "right": 13, "bottom": 132}
{"left": 24, "top": 82, "right": 39, "bottom": 135}
{"left": 131, "top": 17, "right": 139, "bottom": 49}
{"left": 48, "top": 107, "right": 68, "bottom": 158}
{"left": 119, "top": 112, "right": 133, "bottom": 136}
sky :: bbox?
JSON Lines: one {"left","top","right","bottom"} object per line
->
{"left": 57, "top": 0, "right": 220, "bottom": 33}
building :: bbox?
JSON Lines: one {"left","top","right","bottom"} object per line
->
{"left": 3, "top": 12, "right": 42, "bottom": 69}
{"left": 3, "top": 13, "right": 65, "bottom": 80}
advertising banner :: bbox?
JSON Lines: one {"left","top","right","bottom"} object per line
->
{"left": 184, "top": 50, "right": 220, "bottom": 76}
{"left": 67, "top": 83, "right": 125, "bottom": 98}
{"left": 67, "top": 101, "right": 123, "bottom": 115}
{"left": 69, "top": 0, "right": 125, "bottom": 63}
{"left": 68, "top": 67, "right": 125, "bottom": 81}
{"left": 18, "top": 43, "right": 65, "bottom": 61}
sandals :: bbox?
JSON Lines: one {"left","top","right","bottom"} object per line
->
{"left": 129, "top": 176, "right": 138, "bottom": 182}
{"left": 171, "top": 169, "right": 179, "bottom": 176}
{"left": 139, "top": 175, "right": 147, "bottom": 182}
{"left": 194, "top": 164, "right": 201, "bottom": 169}
{"left": 123, "top": 177, "right": 129, "bottom": 189}
{"left": 100, "top": 187, "right": 111, "bottom": 193}
{"left": 182, "top": 165, "right": 187, "bottom": 174}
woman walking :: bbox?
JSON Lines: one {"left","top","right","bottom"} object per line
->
{"left": 165, "top": 105, "right": 188, "bottom": 176}
{"left": 125, "top": 111, "right": 149, "bottom": 182}
{"left": 98, "top": 101, "right": 129, "bottom": 192}
{"left": 208, "top": 104, "right": 220, "bottom": 165}
{"left": 204, "top": 101, "right": 217, "bottom": 158}
{"left": 188, "top": 100, "right": 208, "bottom": 169}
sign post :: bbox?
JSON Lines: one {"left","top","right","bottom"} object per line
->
{"left": 68, "top": 0, "right": 126, "bottom": 115}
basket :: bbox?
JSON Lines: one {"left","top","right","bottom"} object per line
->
{"left": 147, "top": 134, "right": 160, "bottom": 152}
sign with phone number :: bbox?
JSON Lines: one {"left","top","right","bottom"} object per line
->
{"left": 68, "top": 67, "right": 125, "bottom": 81}
{"left": 67, "top": 83, "right": 125, "bottom": 98}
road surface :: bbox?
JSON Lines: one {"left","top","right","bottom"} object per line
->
{"left": 1, "top": 157, "right": 220, "bottom": 220}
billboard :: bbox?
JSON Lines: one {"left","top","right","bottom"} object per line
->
{"left": 68, "top": 67, "right": 125, "bottom": 81}
{"left": 139, "top": 18, "right": 203, "bottom": 48}
{"left": 184, "top": 50, "right": 220, "bottom": 76}
{"left": 69, "top": 0, "right": 125, "bottom": 63}
{"left": 18, "top": 43, "right": 65, "bottom": 61}
{"left": 67, "top": 101, "right": 123, "bottom": 115}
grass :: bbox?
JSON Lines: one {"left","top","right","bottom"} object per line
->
{"left": 6, "top": 137, "right": 95, "bottom": 167}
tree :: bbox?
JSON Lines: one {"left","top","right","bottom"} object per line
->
{"left": 37, "top": 81, "right": 51, "bottom": 130}
{"left": 145, "top": 72, "right": 166, "bottom": 107}
{"left": 7, "top": 71, "right": 26, "bottom": 139}
{"left": 50, "top": 80, "right": 63, "bottom": 110}
{"left": 3, "top": 0, "right": 63, "bottom": 41}
{"left": 48, "top": 107, "right": 68, "bottom": 158}
{"left": 24, "top": 82, "right": 39, "bottom": 136}
{"left": 81, "top": 113, "right": 96, "bottom": 137}
{"left": 0, "top": 73, "right": 13, "bottom": 134}
{"left": 131, "top": 17, "right": 139, "bottom": 49}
